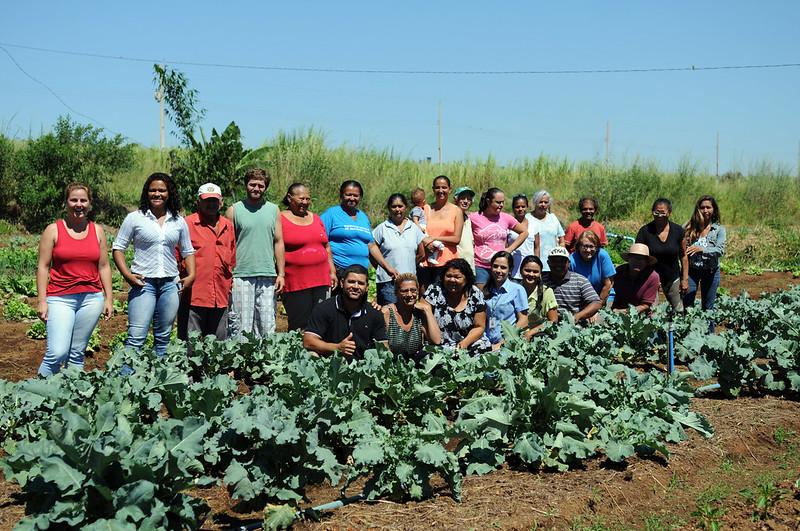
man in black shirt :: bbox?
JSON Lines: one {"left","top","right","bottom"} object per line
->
{"left": 303, "top": 265, "right": 387, "bottom": 357}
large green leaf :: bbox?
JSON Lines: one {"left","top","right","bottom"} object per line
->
{"left": 39, "top": 456, "right": 86, "bottom": 495}
{"left": 82, "top": 519, "right": 137, "bottom": 531}
{"left": 263, "top": 503, "right": 297, "bottom": 530}
{"left": 512, "top": 433, "right": 546, "bottom": 465}
{"left": 223, "top": 460, "right": 255, "bottom": 501}
{"left": 414, "top": 443, "right": 448, "bottom": 466}
{"left": 603, "top": 440, "right": 635, "bottom": 462}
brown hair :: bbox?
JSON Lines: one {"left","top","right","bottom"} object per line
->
{"left": 244, "top": 167, "right": 270, "bottom": 186}
{"left": 65, "top": 183, "right": 92, "bottom": 203}
{"left": 576, "top": 229, "right": 600, "bottom": 249}
{"left": 685, "top": 195, "right": 721, "bottom": 243}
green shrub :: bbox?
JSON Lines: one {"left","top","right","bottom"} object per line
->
{"left": 13, "top": 116, "right": 135, "bottom": 232}
{"left": 26, "top": 320, "right": 46, "bottom": 339}
{"left": 171, "top": 122, "right": 247, "bottom": 210}
{"left": 3, "top": 296, "right": 37, "bottom": 321}
{"left": 0, "top": 135, "right": 17, "bottom": 218}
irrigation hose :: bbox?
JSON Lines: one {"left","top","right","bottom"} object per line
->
{"left": 237, "top": 494, "right": 366, "bottom": 531}
{"left": 695, "top": 383, "right": 721, "bottom": 395}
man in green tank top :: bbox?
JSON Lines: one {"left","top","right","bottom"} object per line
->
{"left": 225, "top": 168, "right": 285, "bottom": 337}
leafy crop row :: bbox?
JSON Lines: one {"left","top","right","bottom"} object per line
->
{"left": 1, "top": 322, "right": 712, "bottom": 529}
{"left": 2, "top": 285, "right": 799, "bottom": 529}
{"left": 605, "top": 285, "right": 800, "bottom": 396}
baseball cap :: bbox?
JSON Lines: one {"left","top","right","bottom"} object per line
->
{"left": 197, "top": 183, "right": 222, "bottom": 199}
{"left": 548, "top": 247, "right": 570, "bottom": 260}
{"left": 454, "top": 186, "right": 475, "bottom": 198}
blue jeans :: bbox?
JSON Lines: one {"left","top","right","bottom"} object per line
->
{"left": 475, "top": 266, "right": 491, "bottom": 286}
{"left": 126, "top": 278, "right": 179, "bottom": 356}
{"left": 376, "top": 281, "right": 396, "bottom": 306}
{"left": 683, "top": 267, "right": 721, "bottom": 311}
{"left": 38, "top": 291, "right": 104, "bottom": 376}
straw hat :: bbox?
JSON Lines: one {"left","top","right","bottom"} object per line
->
{"left": 621, "top": 243, "right": 657, "bottom": 266}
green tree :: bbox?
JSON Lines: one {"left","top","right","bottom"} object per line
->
{"left": 14, "top": 116, "right": 135, "bottom": 232}
{"left": 153, "top": 65, "right": 269, "bottom": 208}
{"left": 153, "top": 64, "right": 205, "bottom": 148}
{"left": 0, "top": 135, "right": 17, "bottom": 218}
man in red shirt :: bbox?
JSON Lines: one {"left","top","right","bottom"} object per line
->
{"left": 177, "top": 183, "right": 236, "bottom": 340}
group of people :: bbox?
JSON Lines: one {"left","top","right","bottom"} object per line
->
{"left": 35, "top": 170, "right": 726, "bottom": 375}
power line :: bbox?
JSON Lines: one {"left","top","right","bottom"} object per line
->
{"left": 0, "top": 45, "right": 120, "bottom": 134}
{"left": 1, "top": 41, "right": 799, "bottom": 76}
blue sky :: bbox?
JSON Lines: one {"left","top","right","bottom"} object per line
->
{"left": 2, "top": 1, "right": 799, "bottom": 173}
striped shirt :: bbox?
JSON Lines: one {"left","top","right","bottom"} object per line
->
{"left": 543, "top": 270, "right": 599, "bottom": 315}
{"left": 113, "top": 210, "right": 194, "bottom": 278}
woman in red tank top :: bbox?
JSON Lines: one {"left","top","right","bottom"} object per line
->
{"left": 36, "top": 184, "right": 113, "bottom": 376}
{"left": 279, "top": 183, "right": 337, "bottom": 331}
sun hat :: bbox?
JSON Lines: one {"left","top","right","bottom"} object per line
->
{"left": 454, "top": 186, "right": 475, "bottom": 198}
{"left": 547, "top": 247, "right": 570, "bottom": 260}
{"left": 197, "top": 183, "right": 222, "bottom": 199}
{"left": 621, "top": 243, "right": 658, "bottom": 266}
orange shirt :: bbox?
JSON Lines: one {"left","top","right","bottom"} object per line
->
{"left": 183, "top": 213, "right": 236, "bottom": 308}
{"left": 422, "top": 204, "right": 460, "bottom": 267}
{"left": 564, "top": 220, "right": 608, "bottom": 253}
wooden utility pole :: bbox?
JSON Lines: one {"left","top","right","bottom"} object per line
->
{"left": 605, "top": 121, "right": 610, "bottom": 162}
{"left": 715, "top": 131, "right": 720, "bottom": 178}
{"left": 437, "top": 102, "right": 443, "bottom": 165}
{"left": 154, "top": 64, "right": 165, "bottom": 149}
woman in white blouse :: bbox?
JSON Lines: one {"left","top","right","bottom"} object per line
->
{"left": 529, "top": 190, "right": 565, "bottom": 272}
{"left": 112, "top": 173, "right": 195, "bottom": 357}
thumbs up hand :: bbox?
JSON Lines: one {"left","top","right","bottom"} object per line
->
{"left": 338, "top": 333, "right": 356, "bottom": 356}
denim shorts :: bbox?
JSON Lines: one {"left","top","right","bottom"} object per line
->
{"left": 475, "top": 266, "right": 492, "bottom": 285}
{"left": 377, "top": 281, "right": 396, "bottom": 306}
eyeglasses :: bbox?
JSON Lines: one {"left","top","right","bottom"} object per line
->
{"left": 652, "top": 211, "right": 669, "bottom": 217}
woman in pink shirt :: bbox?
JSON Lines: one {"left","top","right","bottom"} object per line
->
{"left": 469, "top": 188, "right": 528, "bottom": 288}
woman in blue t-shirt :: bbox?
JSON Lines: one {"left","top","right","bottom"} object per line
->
{"left": 568, "top": 230, "right": 615, "bottom": 306}
{"left": 321, "top": 180, "right": 398, "bottom": 281}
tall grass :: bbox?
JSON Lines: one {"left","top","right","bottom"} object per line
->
{"left": 99, "top": 130, "right": 800, "bottom": 267}
{"left": 241, "top": 130, "right": 798, "bottom": 227}
{"left": 104, "top": 147, "right": 171, "bottom": 207}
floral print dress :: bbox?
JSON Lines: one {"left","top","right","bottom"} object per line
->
{"left": 424, "top": 283, "right": 491, "bottom": 355}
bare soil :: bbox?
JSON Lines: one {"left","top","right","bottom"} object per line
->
{"left": 2, "top": 274, "right": 800, "bottom": 530}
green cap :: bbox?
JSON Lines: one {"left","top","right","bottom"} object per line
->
{"left": 454, "top": 186, "right": 475, "bottom": 198}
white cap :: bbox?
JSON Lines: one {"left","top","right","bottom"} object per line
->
{"left": 548, "top": 246, "right": 570, "bottom": 259}
{"left": 197, "top": 183, "right": 222, "bottom": 199}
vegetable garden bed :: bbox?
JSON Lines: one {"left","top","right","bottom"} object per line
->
{"left": 1, "top": 276, "right": 800, "bottom": 530}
